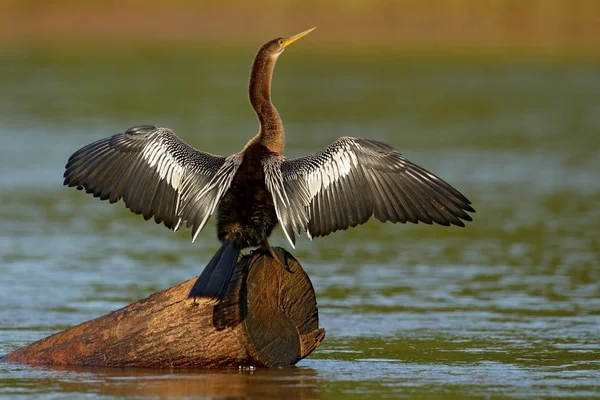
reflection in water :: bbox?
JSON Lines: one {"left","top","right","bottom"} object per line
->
{"left": 8, "top": 364, "right": 319, "bottom": 400}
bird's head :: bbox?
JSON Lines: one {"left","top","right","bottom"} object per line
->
{"left": 261, "top": 27, "right": 316, "bottom": 59}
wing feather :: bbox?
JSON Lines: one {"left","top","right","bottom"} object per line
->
{"left": 64, "top": 124, "right": 241, "bottom": 240}
{"left": 265, "top": 136, "right": 474, "bottom": 246}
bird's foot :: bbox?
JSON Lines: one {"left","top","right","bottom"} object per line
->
{"left": 258, "top": 242, "right": 293, "bottom": 273}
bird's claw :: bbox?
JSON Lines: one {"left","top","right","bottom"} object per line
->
{"left": 260, "top": 245, "right": 293, "bottom": 273}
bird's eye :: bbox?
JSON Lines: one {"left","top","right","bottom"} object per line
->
{"left": 278, "top": 39, "right": 285, "bottom": 46}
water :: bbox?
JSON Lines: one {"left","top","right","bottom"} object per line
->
{"left": 1, "top": 45, "right": 599, "bottom": 398}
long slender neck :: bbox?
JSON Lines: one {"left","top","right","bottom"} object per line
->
{"left": 248, "top": 49, "right": 284, "bottom": 153}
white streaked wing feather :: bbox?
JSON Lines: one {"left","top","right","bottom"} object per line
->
{"left": 267, "top": 136, "right": 474, "bottom": 245}
{"left": 64, "top": 125, "right": 240, "bottom": 240}
{"left": 262, "top": 155, "right": 299, "bottom": 248}
{"left": 182, "top": 153, "right": 242, "bottom": 242}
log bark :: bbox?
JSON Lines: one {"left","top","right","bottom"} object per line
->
{"left": 2, "top": 247, "right": 325, "bottom": 368}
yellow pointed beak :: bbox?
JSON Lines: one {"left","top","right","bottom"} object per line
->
{"left": 283, "top": 27, "right": 316, "bottom": 47}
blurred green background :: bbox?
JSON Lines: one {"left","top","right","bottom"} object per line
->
{"left": 1, "top": 1, "right": 599, "bottom": 399}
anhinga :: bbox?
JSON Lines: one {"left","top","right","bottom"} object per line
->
{"left": 64, "top": 28, "right": 474, "bottom": 304}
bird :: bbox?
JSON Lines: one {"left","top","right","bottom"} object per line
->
{"left": 64, "top": 27, "right": 475, "bottom": 305}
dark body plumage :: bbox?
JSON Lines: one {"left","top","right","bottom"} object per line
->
{"left": 63, "top": 28, "right": 475, "bottom": 304}
{"left": 217, "top": 143, "right": 278, "bottom": 247}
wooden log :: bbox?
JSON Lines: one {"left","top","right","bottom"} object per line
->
{"left": 2, "top": 247, "right": 325, "bottom": 368}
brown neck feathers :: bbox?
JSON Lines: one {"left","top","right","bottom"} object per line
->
{"left": 248, "top": 48, "right": 284, "bottom": 153}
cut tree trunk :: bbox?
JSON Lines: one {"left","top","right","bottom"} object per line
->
{"left": 2, "top": 247, "right": 325, "bottom": 368}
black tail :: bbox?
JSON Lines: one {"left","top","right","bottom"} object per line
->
{"left": 187, "top": 240, "right": 242, "bottom": 304}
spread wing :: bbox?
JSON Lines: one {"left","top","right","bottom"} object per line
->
{"left": 64, "top": 125, "right": 242, "bottom": 241}
{"left": 264, "top": 136, "right": 474, "bottom": 247}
